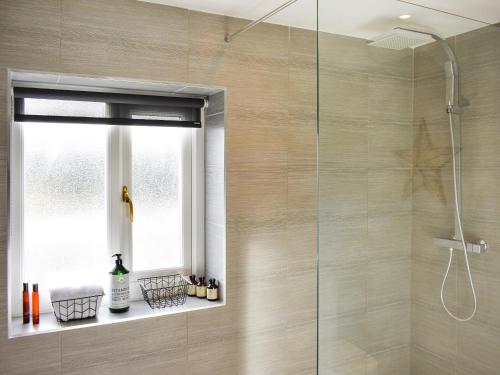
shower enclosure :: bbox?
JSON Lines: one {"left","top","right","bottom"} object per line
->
{"left": 317, "top": 1, "right": 500, "bottom": 374}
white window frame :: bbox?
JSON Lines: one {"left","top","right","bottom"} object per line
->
{"left": 9, "top": 90, "right": 205, "bottom": 316}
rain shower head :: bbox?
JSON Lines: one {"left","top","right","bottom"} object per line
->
{"left": 367, "top": 27, "right": 435, "bottom": 50}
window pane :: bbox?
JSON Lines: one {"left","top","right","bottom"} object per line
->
{"left": 131, "top": 127, "right": 184, "bottom": 271}
{"left": 24, "top": 98, "right": 107, "bottom": 117}
{"left": 23, "top": 121, "right": 108, "bottom": 312}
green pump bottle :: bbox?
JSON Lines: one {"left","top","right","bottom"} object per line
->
{"left": 109, "top": 253, "right": 130, "bottom": 313}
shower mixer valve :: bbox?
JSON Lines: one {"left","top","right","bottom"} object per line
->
{"left": 433, "top": 237, "right": 488, "bottom": 254}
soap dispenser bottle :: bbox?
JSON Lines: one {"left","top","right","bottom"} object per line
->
{"left": 109, "top": 253, "right": 130, "bottom": 313}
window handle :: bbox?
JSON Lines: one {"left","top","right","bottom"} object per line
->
{"left": 122, "top": 186, "right": 134, "bottom": 223}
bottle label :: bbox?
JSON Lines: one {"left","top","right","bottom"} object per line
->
{"left": 207, "top": 288, "right": 218, "bottom": 301}
{"left": 196, "top": 285, "right": 207, "bottom": 298}
{"left": 188, "top": 284, "right": 197, "bottom": 296}
{"left": 110, "top": 274, "right": 129, "bottom": 309}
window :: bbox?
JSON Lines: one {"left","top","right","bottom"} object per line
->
{"left": 10, "top": 88, "right": 204, "bottom": 315}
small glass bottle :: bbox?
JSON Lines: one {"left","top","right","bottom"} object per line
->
{"left": 196, "top": 277, "right": 207, "bottom": 299}
{"left": 207, "top": 279, "right": 219, "bottom": 302}
{"left": 32, "top": 283, "right": 39, "bottom": 325}
{"left": 187, "top": 275, "right": 197, "bottom": 297}
{"left": 22, "top": 283, "right": 30, "bottom": 324}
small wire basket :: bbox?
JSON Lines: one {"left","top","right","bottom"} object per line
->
{"left": 51, "top": 294, "right": 104, "bottom": 322}
{"left": 137, "top": 274, "right": 188, "bottom": 309}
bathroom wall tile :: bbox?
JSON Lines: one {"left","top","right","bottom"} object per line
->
{"left": 366, "top": 345, "right": 410, "bottom": 375}
{"left": 318, "top": 32, "right": 370, "bottom": 75}
{"left": 457, "top": 321, "right": 500, "bottom": 374}
{"left": 368, "top": 122, "right": 413, "bottom": 169}
{"left": 226, "top": 107, "right": 288, "bottom": 168}
{"left": 318, "top": 213, "right": 367, "bottom": 267}
{"left": 286, "top": 320, "right": 317, "bottom": 374}
{"left": 412, "top": 258, "right": 457, "bottom": 311}
{"left": 319, "top": 71, "right": 368, "bottom": 121}
{"left": 462, "top": 167, "right": 500, "bottom": 223}
{"left": 460, "top": 61, "right": 500, "bottom": 120}
{"left": 61, "top": 314, "right": 187, "bottom": 372}
{"left": 228, "top": 226, "right": 288, "bottom": 280}
{"left": 60, "top": 0, "right": 188, "bottom": 81}
{"left": 412, "top": 168, "right": 454, "bottom": 216}
{"left": 367, "top": 213, "right": 411, "bottom": 260}
{"left": 366, "top": 303, "right": 410, "bottom": 354}
{"left": 319, "top": 313, "right": 368, "bottom": 370}
{"left": 367, "top": 258, "right": 410, "bottom": 308}
{"left": 462, "top": 115, "right": 500, "bottom": 169}
{"left": 410, "top": 345, "right": 455, "bottom": 375}
{"left": 62, "top": 350, "right": 187, "bottom": 375}
{"left": 367, "top": 43, "right": 413, "bottom": 79}
{"left": 319, "top": 264, "right": 367, "bottom": 319}
{"left": 0, "top": 0, "right": 61, "bottom": 71}
{"left": 319, "top": 118, "right": 368, "bottom": 169}
{"left": 0, "top": 332, "right": 62, "bottom": 375}
{"left": 367, "top": 76, "right": 413, "bottom": 124}
{"left": 411, "top": 302, "right": 457, "bottom": 361}
{"left": 456, "top": 24, "right": 500, "bottom": 71}
{"left": 368, "top": 169, "right": 412, "bottom": 216}
{"left": 188, "top": 329, "right": 289, "bottom": 375}
{"left": 413, "top": 75, "right": 448, "bottom": 122}
{"left": 457, "top": 268, "right": 500, "bottom": 331}
{"left": 318, "top": 170, "right": 367, "bottom": 216}
{"left": 227, "top": 166, "right": 287, "bottom": 228}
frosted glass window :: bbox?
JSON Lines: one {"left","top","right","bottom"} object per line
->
{"left": 131, "top": 127, "right": 184, "bottom": 271}
{"left": 22, "top": 121, "right": 108, "bottom": 312}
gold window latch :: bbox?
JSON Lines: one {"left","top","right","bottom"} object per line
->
{"left": 122, "top": 185, "right": 134, "bottom": 223}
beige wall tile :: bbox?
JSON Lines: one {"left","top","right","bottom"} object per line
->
{"left": 0, "top": 332, "right": 61, "bottom": 375}
{"left": 366, "top": 345, "right": 410, "bottom": 375}
{"left": 368, "top": 169, "right": 412, "bottom": 216}
{"left": 411, "top": 303, "right": 457, "bottom": 361}
{"left": 60, "top": 0, "right": 188, "bottom": 81}
{"left": 0, "top": 0, "right": 61, "bottom": 71}
{"left": 61, "top": 314, "right": 187, "bottom": 372}
{"left": 457, "top": 321, "right": 500, "bottom": 374}
{"left": 367, "top": 258, "right": 410, "bottom": 308}
{"left": 410, "top": 345, "right": 455, "bottom": 375}
{"left": 319, "top": 264, "right": 366, "bottom": 319}
{"left": 368, "top": 214, "right": 411, "bottom": 260}
{"left": 366, "top": 303, "right": 410, "bottom": 354}
{"left": 368, "top": 122, "right": 413, "bottom": 169}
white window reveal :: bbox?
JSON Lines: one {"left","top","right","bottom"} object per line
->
{"left": 10, "top": 87, "right": 205, "bottom": 315}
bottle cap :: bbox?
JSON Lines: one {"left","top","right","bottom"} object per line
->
{"left": 33, "top": 283, "right": 38, "bottom": 292}
{"left": 23, "top": 283, "right": 28, "bottom": 292}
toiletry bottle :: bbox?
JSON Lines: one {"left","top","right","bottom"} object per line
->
{"left": 207, "top": 279, "right": 219, "bottom": 301}
{"left": 196, "top": 277, "right": 207, "bottom": 299}
{"left": 187, "top": 275, "right": 197, "bottom": 297}
{"left": 109, "top": 253, "right": 130, "bottom": 313}
{"left": 22, "top": 283, "right": 30, "bottom": 324}
{"left": 32, "top": 283, "right": 39, "bottom": 325}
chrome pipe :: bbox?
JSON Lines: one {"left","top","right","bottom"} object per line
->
{"left": 224, "top": 0, "right": 299, "bottom": 43}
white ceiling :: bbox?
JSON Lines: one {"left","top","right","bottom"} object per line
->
{"left": 142, "top": 0, "right": 499, "bottom": 40}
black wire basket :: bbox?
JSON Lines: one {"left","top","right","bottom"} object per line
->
{"left": 137, "top": 274, "right": 188, "bottom": 309}
{"left": 51, "top": 294, "right": 104, "bottom": 322}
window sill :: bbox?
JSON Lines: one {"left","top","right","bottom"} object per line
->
{"left": 9, "top": 297, "right": 224, "bottom": 338}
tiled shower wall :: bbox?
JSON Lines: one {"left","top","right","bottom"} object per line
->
{"left": 411, "top": 24, "right": 500, "bottom": 375}
{"left": 0, "top": 1, "right": 317, "bottom": 374}
{"left": 318, "top": 33, "right": 414, "bottom": 374}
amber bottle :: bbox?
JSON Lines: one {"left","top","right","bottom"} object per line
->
{"left": 22, "top": 283, "right": 30, "bottom": 324}
{"left": 187, "top": 275, "right": 197, "bottom": 297}
{"left": 207, "top": 279, "right": 219, "bottom": 301}
{"left": 196, "top": 277, "right": 207, "bottom": 298}
{"left": 32, "top": 283, "right": 39, "bottom": 325}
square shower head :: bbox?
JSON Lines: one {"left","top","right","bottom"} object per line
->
{"left": 368, "top": 27, "right": 434, "bottom": 50}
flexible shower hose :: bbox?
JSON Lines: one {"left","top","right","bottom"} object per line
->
{"left": 440, "top": 111, "right": 477, "bottom": 322}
